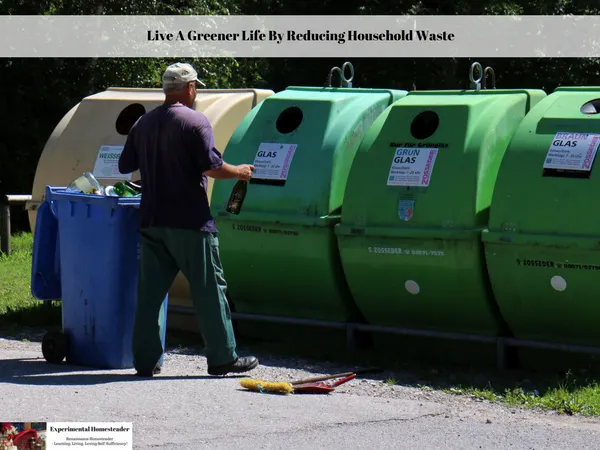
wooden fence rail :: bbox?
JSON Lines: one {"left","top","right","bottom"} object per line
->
{"left": 0, "top": 194, "right": 32, "bottom": 256}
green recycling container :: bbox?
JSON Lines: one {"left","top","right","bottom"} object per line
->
{"left": 211, "top": 86, "right": 407, "bottom": 321}
{"left": 336, "top": 88, "right": 546, "bottom": 335}
{"left": 483, "top": 87, "right": 600, "bottom": 346}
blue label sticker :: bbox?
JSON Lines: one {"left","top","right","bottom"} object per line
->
{"left": 398, "top": 199, "right": 415, "bottom": 222}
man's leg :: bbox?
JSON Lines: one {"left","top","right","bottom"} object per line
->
{"left": 166, "top": 229, "right": 257, "bottom": 374}
{"left": 133, "top": 227, "right": 179, "bottom": 376}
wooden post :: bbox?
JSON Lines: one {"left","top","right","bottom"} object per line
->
{"left": 0, "top": 195, "right": 32, "bottom": 256}
{"left": 0, "top": 200, "right": 9, "bottom": 256}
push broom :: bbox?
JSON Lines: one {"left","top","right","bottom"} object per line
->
{"left": 239, "top": 367, "right": 381, "bottom": 395}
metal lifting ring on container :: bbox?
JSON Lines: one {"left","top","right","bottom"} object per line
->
{"left": 469, "top": 62, "right": 496, "bottom": 90}
{"left": 327, "top": 67, "right": 342, "bottom": 87}
{"left": 328, "top": 62, "right": 354, "bottom": 88}
{"left": 469, "top": 62, "right": 483, "bottom": 90}
{"left": 483, "top": 66, "right": 497, "bottom": 90}
{"left": 341, "top": 62, "right": 354, "bottom": 87}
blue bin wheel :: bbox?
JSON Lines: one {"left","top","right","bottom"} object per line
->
{"left": 42, "top": 330, "right": 68, "bottom": 364}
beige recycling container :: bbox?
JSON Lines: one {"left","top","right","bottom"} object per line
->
{"left": 28, "top": 86, "right": 273, "bottom": 331}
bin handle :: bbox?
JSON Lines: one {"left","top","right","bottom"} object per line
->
{"left": 44, "top": 186, "right": 66, "bottom": 218}
{"left": 117, "top": 199, "right": 141, "bottom": 207}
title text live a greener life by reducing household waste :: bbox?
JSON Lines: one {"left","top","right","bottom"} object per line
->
{"left": 147, "top": 29, "right": 456, "bottom": 44}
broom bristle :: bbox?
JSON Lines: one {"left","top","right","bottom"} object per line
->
{"left": 239, "top": 378, "right": 294, "bottom": 395}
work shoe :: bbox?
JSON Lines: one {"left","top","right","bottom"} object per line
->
{"left": 135, "top": 364, "right": 162, "bottom": 378}
{"left": 207, "top": 356, "right": 259, "bottom": 376}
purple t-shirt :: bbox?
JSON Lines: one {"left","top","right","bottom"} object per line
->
{"left": 118, "top": 103, "right": 223, "bottom": 232}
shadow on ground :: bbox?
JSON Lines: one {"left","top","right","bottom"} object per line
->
{"left": 0, "top": 357, "right": 248, "bottom": 386}
{"left": 0, "top": 301, "right": 61, "bottom": 337}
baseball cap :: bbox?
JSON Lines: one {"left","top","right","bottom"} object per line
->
{"left": 162, "top": 62, "right": 206, "bottom": 87}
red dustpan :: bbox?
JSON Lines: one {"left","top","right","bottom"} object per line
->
{"left": 294, "top": 373, "right": 357, "bottom": 394}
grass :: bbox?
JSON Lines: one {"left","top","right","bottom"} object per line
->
{"left": 2, "top": 232, "right": 600, "bottom": 417}
{"left": 250, "top": 333, "right": 600, "bottom": 417}
{"left": 445, "top": 382, "right": 600, "bottom": 416}
{"left": 415, "top": 367, "right": 600, "bottom": 417}
{"left": 0, "top": 232, "right": 61, "bottom": 335}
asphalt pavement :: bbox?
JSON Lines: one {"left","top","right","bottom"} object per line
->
{"left": 1, "top": 339, "right": 599, "bottom": 449}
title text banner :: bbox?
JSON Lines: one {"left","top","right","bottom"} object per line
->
{"left": 1, "top": 15, "right": 599, "bottom": 57}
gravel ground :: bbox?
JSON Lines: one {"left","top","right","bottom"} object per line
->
{"left": 0, "top": 328, "right": 493, "bottom": 407}
{"left": 2, "top": 330, "right": 600, "bottom": 449}
{"left": 0, "top": 329, "right": 595, "bottom": 417}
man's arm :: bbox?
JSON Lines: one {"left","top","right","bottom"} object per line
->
{"left": 118, "top": 128, "right": 139, "bottom": 175}
{"left": 206, "top": 162, "right": 246, "bottom": 180}
{"left": 193, "top": 122, "right": 254, "bottom": 181}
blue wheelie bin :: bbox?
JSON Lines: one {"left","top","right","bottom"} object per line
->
{"left": 31, "top": 186, "right": 168, "bottom": 369}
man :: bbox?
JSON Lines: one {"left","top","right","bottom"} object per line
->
{"left": 118, "top": 62, "right": 259, "bottom": 377}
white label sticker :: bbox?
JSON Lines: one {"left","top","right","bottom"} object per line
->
{"left": 252, "top": 142, "right": 298, "bottom": 180}
{"left": 543, "top": 132, "right": 600, "bottom": 171}
{"left": 387, "top": 148, "right": 438, "bottom": 186}
{"left": 92, "top": 145, "right": 132, "bottom": 180}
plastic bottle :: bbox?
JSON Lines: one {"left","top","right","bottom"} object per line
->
{"left": 66, "top": 172, "right": 102, "bottom": 195}
{"left": 226, "top": 180, "right": 248, "bottom": 215}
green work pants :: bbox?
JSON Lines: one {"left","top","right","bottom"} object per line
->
{"left": 132, "top": 227, "right": 238, "bottom": 374}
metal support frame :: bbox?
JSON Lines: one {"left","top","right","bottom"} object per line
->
{"left": 0, "top": 195, "right": 31, "bottom": 256}
{"left": 168, "top": 306, "right": 600, "bottom": 370}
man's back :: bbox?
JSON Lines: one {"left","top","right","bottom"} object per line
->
{"left": 120, "top": 103, "right": 224, "bottom": 232}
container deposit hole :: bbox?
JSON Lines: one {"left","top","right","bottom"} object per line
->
{"left": 116, "top": 103, "right": 147, "bottom": 135}
{"left": 580, "top": 99, "right": 600, "bottom": 115}
{"left": 276, "top": 106, "right": 303, "bottom": 134}
{"left": 410, "top": 110, "right": 439, "bottom": 140}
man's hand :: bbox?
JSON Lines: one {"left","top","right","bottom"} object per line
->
{"left": 205, "top": 162, "right": 255, "bottom": 180}
{"left": 236, "top": 164, "right": 255, "bottom": 181}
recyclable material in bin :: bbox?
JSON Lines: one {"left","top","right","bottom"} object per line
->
{"left": 336, "top": 63, "right": 547, "bottom": 336}
{"left": 483, "top": 86, "right": 600, "bottom": 346}
{"left": 211, "top": 63, "right": 407, "bottom": 321}
{"left": 32, "top": 186, "right": 168, "bottom": 369}
{"left": 66, "top": 172, "right": 103, "bottom": 195}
